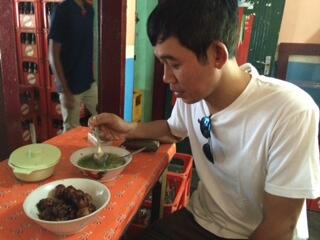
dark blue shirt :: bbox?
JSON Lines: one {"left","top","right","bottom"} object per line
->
{"left": 49, "top": 0, "right": 94, "bottom": 94}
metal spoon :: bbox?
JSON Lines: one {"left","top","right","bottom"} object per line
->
{"left": 111, "top": 147, "right": 147, "bottom": 162}
{"left": 93, "top": 129, "right": 108, "bottom": 165}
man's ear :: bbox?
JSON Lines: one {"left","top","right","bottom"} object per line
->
{"left": 209, "top": 42, "right": 228, "bottom": 69}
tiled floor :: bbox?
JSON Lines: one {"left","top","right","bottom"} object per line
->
{"left": 190, "top": 169, "right": 320, "bottom": 239}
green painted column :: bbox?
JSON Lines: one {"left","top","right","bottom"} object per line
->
{"left": 134, "top": 0, "right": 157, "bottom": 122}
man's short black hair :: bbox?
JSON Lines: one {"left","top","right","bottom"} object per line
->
{"left": 147, "top": 0, "right": 239, "bottom": 62}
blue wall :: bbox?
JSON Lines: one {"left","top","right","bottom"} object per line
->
{"left": 124, "top": 58, "right": 134, "bottom": 122}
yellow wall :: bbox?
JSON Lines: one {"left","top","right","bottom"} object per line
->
{"left": 278, "top": 0, "right": 320, "bottom": 44}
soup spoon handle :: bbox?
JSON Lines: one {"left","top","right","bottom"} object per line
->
{"left": 93, "top": 129, "right": 108, "bottom": 164}
{"left": 118, "top": 147, "right": 146, "bottom": 160}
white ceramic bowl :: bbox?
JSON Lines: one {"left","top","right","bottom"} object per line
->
{"left": 70, "top": 146, "right": 132, "bottom": 182}
{"left": 23, "top": 178, "right": 111, "bottom": 235}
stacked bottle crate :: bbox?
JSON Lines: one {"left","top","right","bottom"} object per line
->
{"left": 14, "top": 0, "right": 48, "bottom": 143}
{"left": 127, "top": 153, "right": 194, "bottom": 238}
{"left": 167, "top": 153, "right": 194, "bottom": 207}
{"left": 14, "top": 0, "right": 90, "bottom": 141}
{"left": 41, "top": 0, "right": 63, "bottom": 137}
{"left": 307, "top": 198, "right": 320, "bottom": 213}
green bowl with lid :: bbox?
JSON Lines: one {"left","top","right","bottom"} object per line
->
{"left": 8, "top": 143, "right": 61, "bottom": 182}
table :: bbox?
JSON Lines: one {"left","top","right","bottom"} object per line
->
{"left": 0, "top": 127, "right": 176, "bottom": 240}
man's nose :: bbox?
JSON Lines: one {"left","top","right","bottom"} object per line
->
{"left": 163, "top": 64, "right": 175, "bottom": 84}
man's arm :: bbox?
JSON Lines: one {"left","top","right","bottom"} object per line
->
{"left": 48, "top": 39, "right": 74, "bottom": 108}
{"left": 90, "top": 113, "right": 182, "bottom": 143}
{"left": 127, "top": 120, "right": 182, "bottom": 143}
{"left": 250, "top": 192, "right": 304, "bottom": 240}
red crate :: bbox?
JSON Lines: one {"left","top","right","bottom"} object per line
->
{"left": 308, "top": 198, "right": 320, "bottom": 212}
{"left": 19, "top": 85, "right": 47, "bottom": 117}
{"left": 126, "top": 223, "right": 147, "bottom": 239}
{"left": 34, "top": 87, "right": 49, "bottom": 142}
{"left": 42, "top": 1, "right": 62, "bottom": 30}
{"left": 47, "top": 118, "right": 63, "bottom": 138}
{"left": 20, "top": 116, "right": 39, "bottom": 144}
{"left": 43, "top": 30, "right": 57, "bottom": 91}
{"left": 144, "top": 174, "right": 185, "bottom": 217}
{"left": 42, "top": 30, "right": 56, "bottom": 90}
{"left": 43, "top": 29, "right": 49, "bottom": 59}
{"left": 19, "top": 85, "right": 48, "bottom": 142}
{"left": 44, "top": 61, "right": 56, "bottom": 90}
{"left": 19, "top": 101, "right": 34, "bottom": 118}
{"left": 127, "top": 175, "right": 186, "bottom": 238}
{"left": 43, "top": 25, "right": 49, "bottom": 56}
{"left": 168, "top": 153, "right": 193, "bottom": 207}
{"left": 14, "top": 1, "right": 42, "bottom": 30}
{"left": 19, "top": 85, "right": 35, "bottom": 118}
{"left": 131, "top": 206, "right": 151, "bottom": 226}
{"left": 16, "top": 30, "right": 44, "bottom": 60}
{"left": 20, "top": 121, "right": 32, "bottom": 144}
{"left": 19, "top": 59, "right": 45, "bottom": 87}
{"left": 35, "top": 115, "right": 49, "bottom": 142}
{"left": 18, "top": 86, "right": 48, "bottom": 142}
{"left": 127, "top": 206, "right": 150, "bottom": 238}
{"left": 46, "top": 90, "right": 62, "bottom": 118}
{"left": 180, "top": 172, "right": 192, "bottom": 207}
{"left": 19, "top": 85, "right": 47, "bottom": 115}
{"left": 307, "top": 199, "right": 312, "bottom": 209}
{"left": 169, "top": 153, "right": 193, "bottom": 178}
{"left": 33, "top": 86, "right": 48, "bottom": 116}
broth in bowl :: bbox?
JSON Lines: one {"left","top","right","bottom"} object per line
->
{"left": 78, "top": 153, "right": 126, "bottom": 170}
{"left": 70, "top": 146, "right": 133, "bottom": 181}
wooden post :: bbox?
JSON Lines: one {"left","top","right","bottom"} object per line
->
{"left": 0, "top": 0, "right": 22, "bottom": 159}
{"left": 99, "top": 0, "right": 127, "bottom": 117}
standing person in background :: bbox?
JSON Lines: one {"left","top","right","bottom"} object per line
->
{"left": 89, "top": 0, "right": 320, "bottom": 239}
{"left": 49, "top": 0, "right": 97, "bottom": 132}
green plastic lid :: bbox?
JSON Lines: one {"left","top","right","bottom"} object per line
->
{"left": 9, "top": 143, "right": 61, "bottom": 171}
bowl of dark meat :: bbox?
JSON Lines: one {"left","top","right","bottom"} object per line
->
{"left": 23, "top": 178, "right": 110, "bottom": 235}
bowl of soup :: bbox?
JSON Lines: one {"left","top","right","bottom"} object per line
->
{"left": 70, "top": 146, "right": 132, "bottom": 182}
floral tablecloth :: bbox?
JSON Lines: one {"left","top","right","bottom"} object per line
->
{"left": 0, "top": 127, "right": 176, "bottom": 240}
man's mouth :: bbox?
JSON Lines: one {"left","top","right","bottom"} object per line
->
{"left": 172, "top": 90, "right": 184, "bottom": 97}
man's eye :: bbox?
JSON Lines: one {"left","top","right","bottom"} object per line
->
{"left": 171, "top": 64, "right": 181, "bottom": 69}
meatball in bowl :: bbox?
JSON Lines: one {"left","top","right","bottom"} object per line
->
{"left": 23, "top": 178, "right": 110, "bottom": 235}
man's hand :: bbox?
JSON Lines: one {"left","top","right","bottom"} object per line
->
{"left": 88, "top": 113, "right": 136, "bottom": 141}
{"left": 88, "top": 113, "right": 180, "bottom": 143}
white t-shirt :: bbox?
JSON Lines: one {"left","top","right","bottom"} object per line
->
{"left": 167, "top": 64, "right": 320, "bottom": 239}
